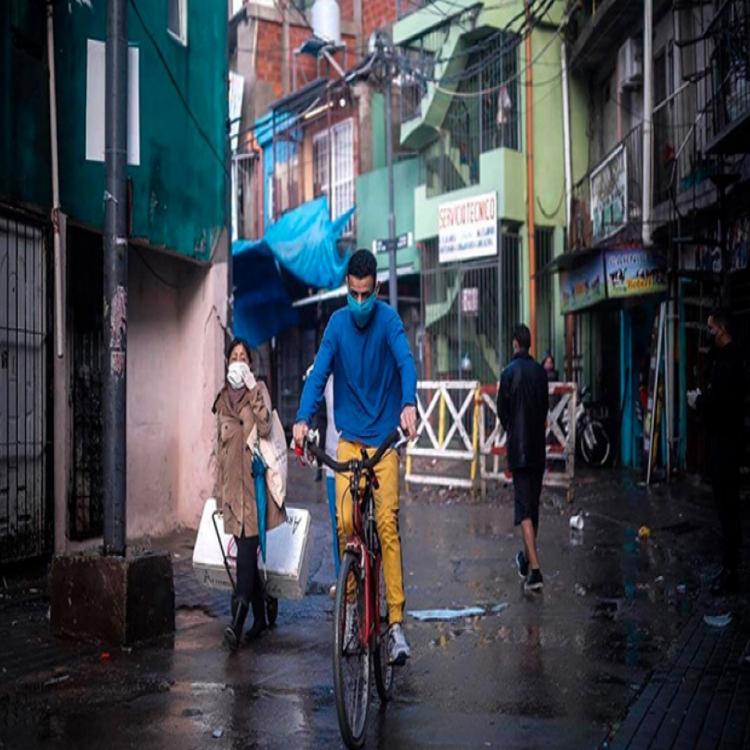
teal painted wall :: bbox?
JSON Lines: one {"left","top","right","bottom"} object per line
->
{"left": 1, "top": 1, "right": 52, "bottom": 212}
{"left": 5, "top": 0, "right": 227, "bottom": 260}
{"left": 356, "top": 159, "right": 421, "bottom": 273}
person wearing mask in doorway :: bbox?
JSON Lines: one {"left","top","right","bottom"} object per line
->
{"left": 499, "top": 325, "right": 550, "bottom": 592}
{"left": 293, "top": 249, "right": 418, "bottom": 666}
{"left": 213, "top": 338, "right": 286, "bottom": 650}
{"left": 688, "top": 309, "right": 745, "bottom": 595}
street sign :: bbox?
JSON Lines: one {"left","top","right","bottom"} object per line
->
{"left": 372, "top": 232, "right": 413, "bottom": 254}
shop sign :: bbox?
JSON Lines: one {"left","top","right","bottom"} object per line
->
{"left": 605, "top": 248, "right": 667, "bottom": 298}
{"left": 560, "top": 254, "right": 606, "bottom": 313}
{"left": 438, "top": 192, "right": 497, "bottom": 263}
{"left": 590, "top": 144, "right": 627, "bottom": 244}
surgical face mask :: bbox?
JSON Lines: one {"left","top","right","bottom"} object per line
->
{"left": 227, "top": 361, "right": 250, "bottom": 389}
{"left": 347, "top": 291, "right": 377, "bottom": 329}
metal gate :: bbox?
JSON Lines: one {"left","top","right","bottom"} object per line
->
{"left": 420, "top": 230, "right": 521, "bottom": 386}
{"left": 68, "top": 228, "right": 104, "bottom": 540}
{"left": 0, "top": 210, "right": 52, "bottom": 562}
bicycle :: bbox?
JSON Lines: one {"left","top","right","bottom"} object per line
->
{"left": 564, "top": 386, "right": 611, "bottom": 467}
{"left": 296, "top": 427, "right": 406, "bottom": 749}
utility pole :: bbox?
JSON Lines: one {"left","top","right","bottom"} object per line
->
{"left": 642, "top": 0, "right": 654, "bottom": 247}
{"left": 103, "top": 0, "right": 128, "bottom": 556}
{"left": 524, "top": 0, "right": 537, "bottom": 349}
{"left": 282, "top": 1, "right": 290, "bottom": 95}
{"left": 376, "top": 31, "right": 398, "bottom": 310}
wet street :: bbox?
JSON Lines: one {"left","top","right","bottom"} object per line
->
{"left": 1, "top": 465, "right": 748, "bottom": 749}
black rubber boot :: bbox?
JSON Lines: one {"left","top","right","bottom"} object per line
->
{"left": 223, "top": 599, "right": 249, "bottom": 651}
{"left": 244, "top": 591, "right": 268, "bottom": 642}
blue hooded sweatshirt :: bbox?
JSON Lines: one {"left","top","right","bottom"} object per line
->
{"left": 296, "top": 301, "right": 417, "bottom": 447}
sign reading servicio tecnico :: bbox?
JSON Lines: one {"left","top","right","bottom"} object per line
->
{"left": 438, "top": 192, "right": 497, "bottom": 264}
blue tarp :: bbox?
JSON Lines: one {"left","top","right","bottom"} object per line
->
{"left": 232, "top": 198, "right": 355, "bottom": 347}
{"left": 232, "top": 240, "right": 299, "bottom": 348}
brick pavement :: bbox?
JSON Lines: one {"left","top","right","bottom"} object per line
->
{"left": 604, "top": 602, "right": 750, "bottom": 749}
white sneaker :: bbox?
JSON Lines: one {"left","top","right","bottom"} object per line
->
{"left": 343, "top": 601, "right": 360, "bottom": 655}
{"left": 388, "top": 623, "right": 411, "bottom": 666}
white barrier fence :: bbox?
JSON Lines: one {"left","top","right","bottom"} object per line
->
{"left": 478, "top": 382, "right": 577, "bottom": 501}
{"left": 405, "top": 381, "right": 479, "bottom": 489}
{"left": 406, "top": 380, "right": 578, "bottom": 499}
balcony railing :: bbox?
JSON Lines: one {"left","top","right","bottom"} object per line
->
{"left": 569, "top": 124, "right": 643, "bottom": 251}
{"left": 568, "top": 79, "right": 715, "bottom": 250}
{"left": 705, "top": 0, "right": 750, "bottom": 153}
{"left": 653, "top": 81, "right": 710, "bottom": 206}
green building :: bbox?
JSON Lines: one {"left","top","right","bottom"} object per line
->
{"left": 1, "top": 0, "right": 229, "bottom": 561}
{"left": 354, "top": 0, "right": 587, "bottom": 385}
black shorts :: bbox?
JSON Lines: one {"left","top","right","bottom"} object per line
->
{"left": 513, "top": 468, "right": 543, "bottom": 529}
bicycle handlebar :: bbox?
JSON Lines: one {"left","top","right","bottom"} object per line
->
{"left": 299, "top": 428, "right": 404, "bottom": 474}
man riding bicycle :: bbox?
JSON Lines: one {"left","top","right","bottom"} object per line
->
{"left": 293, "top": 249, "right": 418, "bottom": 666}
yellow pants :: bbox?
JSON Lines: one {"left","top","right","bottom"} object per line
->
{"left": 336, "top": 439, "right": 405, "bottom": 625}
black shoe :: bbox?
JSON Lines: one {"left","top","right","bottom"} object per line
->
{"left": 524, "top": 569, "right": 544, "bottom": 592}
{"left": 223, "top": 600, "right": 249, "bottom": 651}
{"left": 244, "top": 591, "right": 268, "bottom": 642}
{"left": 515, "top": 551, "right": 529, "bottom": 579}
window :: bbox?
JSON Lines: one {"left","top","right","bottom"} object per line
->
{"left": 424, "top": 31, "right": 519, "bottom": 197}
{"left": 168, "top": 0, "right": 188, "bottom": 46}
{"left": 313, "top": 132, "right": 329, "bottom": 197}
{"left": 312, "top": 119, "right": 355, "bottom": 234}
{"left": 273, "top": 142, "right": 300, "bottom": 219}
{"left": 85, "top": 40, "right": 140, "bottom": 166}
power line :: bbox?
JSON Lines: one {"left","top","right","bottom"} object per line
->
{"left": 129, "top": 0, "right": 228, "bottom": 175}
{"left": 398, "top": 0, "right": 556, "bottom": 85}
{"left": 414, "top": 3, "right": 573, "bottom": 98}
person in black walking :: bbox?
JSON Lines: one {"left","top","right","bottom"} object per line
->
{"left": 499, "top": 324, "right": 549, "bottom": 592}
{"left": 688, "top": 309, "right": 745, "bottom": 595}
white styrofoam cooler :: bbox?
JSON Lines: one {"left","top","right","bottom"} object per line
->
{"left": 192, "top": 499, "right": 311, "bottom": 600}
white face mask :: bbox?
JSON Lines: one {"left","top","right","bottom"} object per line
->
{"left": 227, "top": 361, "right": 250, "bottom": 390}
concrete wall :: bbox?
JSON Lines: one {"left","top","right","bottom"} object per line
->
{"left": 126, "top": 246, "right": 228, "bottom": 537}
{"left": 54, "top": 238, "right": 228, "bottom": 550}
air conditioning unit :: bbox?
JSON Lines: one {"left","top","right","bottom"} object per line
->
{"left": 617, "top": 37, "right": 643, "bottom": 92}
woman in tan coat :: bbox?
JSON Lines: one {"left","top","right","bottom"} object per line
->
{"left": 213, "top": 338, "right": 285, "bottom": 650}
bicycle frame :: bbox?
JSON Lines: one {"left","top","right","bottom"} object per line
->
{"left": 344, "top": 459, "right": 384, "bottom": 653}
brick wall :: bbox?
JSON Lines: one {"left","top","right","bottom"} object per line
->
{"left": 362, "top": 0, "right": 398, "bottom": 45}
{"left": 253, "top": 17, "right": 360, "bottom": 100}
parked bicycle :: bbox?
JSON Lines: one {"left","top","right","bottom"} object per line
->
{"left": 297, "top": 427, "right": 407, "bottom": 749}
{"left": 566, "top": 386, "right": 611, "bottom": 467}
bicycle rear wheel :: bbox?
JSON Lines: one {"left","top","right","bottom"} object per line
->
{"left": 580, "top": 420, "right": 610, "bottom": 467}
{"left": 333, "top": 551, "right": 371, "bottom": 749}
{"left": 373, "top": 557, "right": 393, "bottom": 702}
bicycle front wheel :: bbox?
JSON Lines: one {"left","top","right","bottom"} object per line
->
{"left": 333, "top": 551, "right": 371, "bottom": 749}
